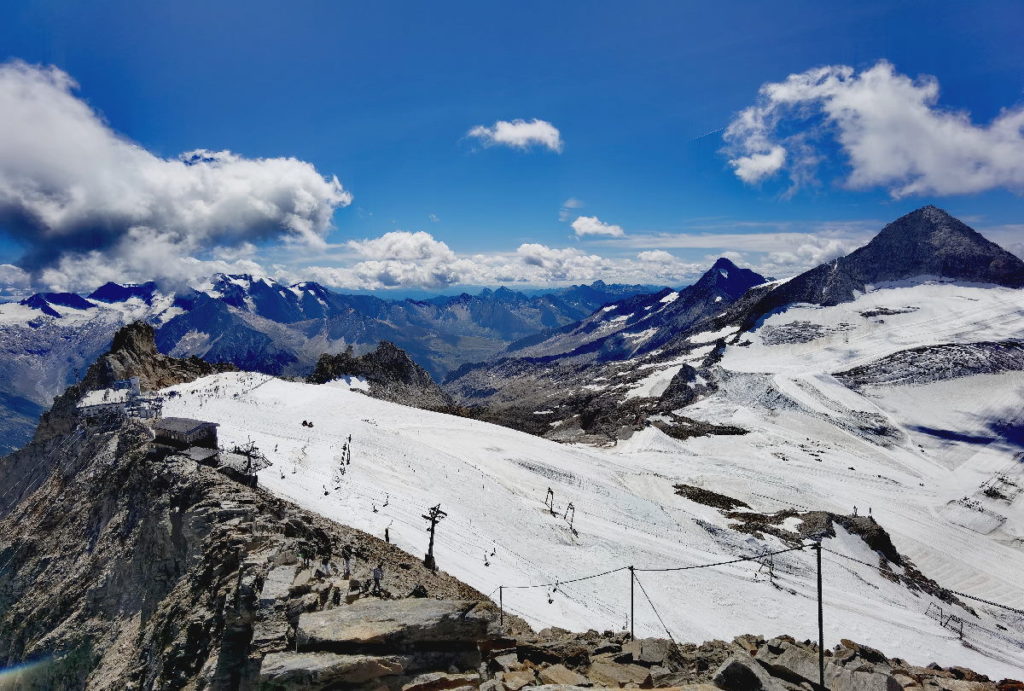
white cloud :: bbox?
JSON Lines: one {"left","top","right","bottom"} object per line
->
{"left": 292, "top": 231, "right": 704, "bottom": 291}
{"left": 637, "top": 250, "right": 676, "bottom": 263}
{"left": 559, "top": 197, "right": 584, "bottom": 222}
{"left": 0, "top": 61, "right": 351, "bottom": 290}
{"left": 724, "top": 60, "right": 1024, "bottom": 197}
{"left": 730, "top": 146, "right": 786, "bottom": 183}
{"left": 571, "top": 215, "right": 625, "bottom": 238}
{"left": 0, "top": 263, "right": 30, "bottom": 295}
{"left": 466, "top": 118, "right": 564, "bottom": 153}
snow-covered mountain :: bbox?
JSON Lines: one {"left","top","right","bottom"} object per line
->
{"left": 496, "top": 257, "right": 766, "bottom": 361}
{"left": 445, "top": 207, "right": 1024, "bottom": 442}
{"left": 156, "top": 351, "right": 1024, "bottom": 677}
{"left": 4, "top": 204, "right": 1024, "bottom": 679}
{"left": 0, "top": 277, "right": 659, "bottom": 453}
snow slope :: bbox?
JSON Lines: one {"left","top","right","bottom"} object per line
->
{"left": 164, "top": 367, "right": 1024, "bottom": 677}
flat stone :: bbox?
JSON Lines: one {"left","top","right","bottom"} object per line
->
{"left": 586, "top": 659, "right": 652, "bottom": 687}
{"left": 402, "top": 671, "right": 481, "bottom": 690}
{"left": 490, "top": 652, "right": 521, "bottom": 672}
{"left": 260, "top": 565, "right": 295, "bottom": 607}
{"left": 293, "top": 567, "right": 314, "bottom": 587}
{"left": 497, "top": 669, "right": 536, "bottom": 690}
{"left": 258, "top": 651, "right": 404, "bottom": 688}
{"left": 297, "top": 599, "right": 494, "bottom": 652}
{"left": 538, "top": 663, "right": 589, "bottom": 686}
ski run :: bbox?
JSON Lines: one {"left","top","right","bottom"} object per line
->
{"left": 160, "top": 280, "right": 1024, "bottom": 679}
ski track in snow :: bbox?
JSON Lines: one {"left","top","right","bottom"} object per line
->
{"left": 164, "top": 378, "right": 1024, "bottom": 675}
{"left": 157, "top": 282, "right": 1024, "bottom": 677}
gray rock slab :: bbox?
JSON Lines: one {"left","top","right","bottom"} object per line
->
{"left": 297, "top": 599, "right": 494, "bottom": 652}
{"left": 258, "top": 651, "right": 404, "bottom": 688}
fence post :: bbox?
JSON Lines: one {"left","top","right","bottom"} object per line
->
{"left": 814, "top": 542, "right": 825, "bottom": 689}
{"left": 629, "top": 566, "right": 635, "bottom": 640}
{"left": 499, "top": 586, "right": 504, "bottom": 631}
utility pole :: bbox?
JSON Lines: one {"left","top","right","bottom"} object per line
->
{"left": 499, "top": 586, "right": 504, "bottom": 631}
{"left": 422, "top": 504, "right": 447, "bottom": 571}
{"left": 814, "top": 541, "right": 825, "bottom": 690}
{"left": 545, "top": 487, "right": 555, "bottom": 515}
{"left": 629, "top": 566, "right": 635, "bottom": 640}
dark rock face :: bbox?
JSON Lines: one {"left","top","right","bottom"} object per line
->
{"left": 308, "top": 341, "right": 455, "bottom": 412}
{"left": 737, "top": 206, "right": 1024, "bottom": 330}
{"left": 0, "top": 420, "right": 495, "bottom": 690}
{"left": 33, "top": 322, "right": 235, "bottom": 443}
{"left": 19, "top": 292, "right": 96, "bottom": 317}
{"left": 836, "top": 340, "right": 1024, "bottom": 389}
{"left": 0, "top": 323, "right": 237, "bottom": 516}
{"left": 88, "top": 281, "right": 158, "bottom": 304}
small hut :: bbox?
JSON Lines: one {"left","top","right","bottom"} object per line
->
{"left": 152, "top": 417, "right": 219, "bottom": 450}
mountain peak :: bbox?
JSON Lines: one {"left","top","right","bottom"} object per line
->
{"left": 854, "top": 206, "right": 1024, "bottom": 288}
{"left": 694, "top": 257, "right": 766, "bottom": 299}
{"left": 710, "top": 256, "right": 740, "bottom": 272}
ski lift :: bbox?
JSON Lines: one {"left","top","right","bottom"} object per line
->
{"left": 547, "top": 580, "right": 560, "bottom": 604}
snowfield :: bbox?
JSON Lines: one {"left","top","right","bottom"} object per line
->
{"left": 164, "top": 356, "right": 1024, "bottom": 675}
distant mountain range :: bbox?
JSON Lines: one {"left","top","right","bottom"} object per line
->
{"left": 0, "top": 277, "right": 661, "bottom": 453}
{"left": 444, "top": 206, "right": 1024, "bottom": 441}
{"left": 3, "top": 205, "right": 1022, "bottom": 452}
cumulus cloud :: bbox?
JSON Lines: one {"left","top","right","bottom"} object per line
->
{"left": 724, "top": 60, "right": 1024, "bottom": 197}
{"left": 637, "top": 250, "right": 676, "bottom": 263}
{"left": 293, "top": 230, "right": 703, "bottom": 291}
{"left": 467, "top": 118, "right": 564, "bottom": 152}
{"left": 0, "top": 263, "right": 30, "bottom": 295}
{"left": 571, "top": 215, "right": 625, "bottom": 238}
{"left": 0, "top": 61, "right": 351, "bottom": 290}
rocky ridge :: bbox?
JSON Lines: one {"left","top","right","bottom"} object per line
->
{"left": 307, "top": 341, "right": 456, "bottom": 412}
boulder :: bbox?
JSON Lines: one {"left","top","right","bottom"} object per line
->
{"left": 489, "top": 652, "right": 522, "bottom": 673}
{"left": 756, "top": 642, "right": 823, "bottom": 685}
{"left": 538, "top": 663, "right": 590, "bottom": 686}
{"left": 713, "top": 654, "right": 785, "bottom": 691}
{"left": 586, "top": 659, "right": 653, "bottom": 687}
{"left": 497, "top": 669, "right": 537, "bottom": 690}
{"left": 258, "top": 651, "right": 404, "bottom": 688}
{"left": 297, "top": 599, "right": 494, "bottom": 652}
{"left": 517, "top": 640, "right": 591, "bottom": 668}
{"left": 826, "top": 665, "right": 904, "bottom": 691}
{"left": 622, "top": 637, "right": 677, "bottom": 666}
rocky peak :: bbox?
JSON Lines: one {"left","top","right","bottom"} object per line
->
{"left": 697, "top": 257, "right": 767, "bottom": 299}
{"left": 109, "top": 321, "right": 160, "bottom": 358}
{"left": 857, "top": 205, "right": 1024, "bottom": 287}
{"left": 308, "top": 341, "right": 455, "bottom": 412}
{"left": 34, "top": 322, "right": 235, "bottom": 442}
{"left": 19, "top": 292, "right": 96, "bottom": 317}
{"left": 728, "top": 207, "right": 1024, "bottom": 329}
{"left": 88, "top": 281, "right": 158, "bottom": 304}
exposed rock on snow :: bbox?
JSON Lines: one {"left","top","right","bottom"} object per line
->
{"left": 308, "top": 341, "right": 455, "bottom": 412}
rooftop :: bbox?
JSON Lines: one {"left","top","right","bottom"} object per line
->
{"left": 152, "top": 417, "right": 218, "bottom": 435}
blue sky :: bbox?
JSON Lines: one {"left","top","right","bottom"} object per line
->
{"left": 0, "top": 1, "right": 1022, "bottom": 294}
